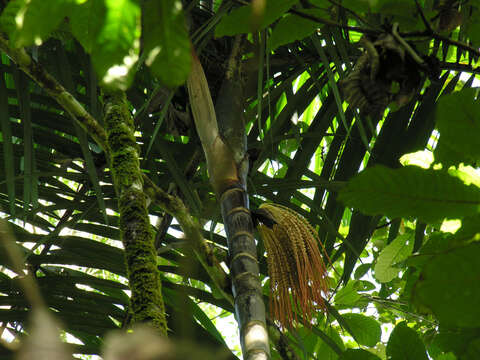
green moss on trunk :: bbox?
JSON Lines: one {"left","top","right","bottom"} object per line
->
{"left": 103, "top": 89, "right": 167, "bottom": 335}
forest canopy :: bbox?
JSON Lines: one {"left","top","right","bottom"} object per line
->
{"left": 0, "top": 0, "right": 479, "bottom": 360}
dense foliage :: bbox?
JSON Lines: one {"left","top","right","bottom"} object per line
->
{"left": 0, "top": 0, "right": 479, "bottom": 359}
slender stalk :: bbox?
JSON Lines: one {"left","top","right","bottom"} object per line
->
{"left": 144, "top": 176, "right": 232, "bottom": 305}
{"left": 187, "top": 45, "right": 270, "bottom": 359}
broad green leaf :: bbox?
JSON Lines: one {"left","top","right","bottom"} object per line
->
{"left": 334, "top": 280, "right": 362, "bottom": 307}
{"left": 436, "top": 353, "right": 457, "bottom": 360}
{"left": 215, "top": 0, "right": 298, "bottom": 37}
{"left": 448, "top": 165, "right": 480, "bottom": 189}
{"left": 142, "top": 0, "right": 191, "bottom": 88}
{"left": 407, "top": 232, "right": 452, "bottom": 268}
{"left": 342, "top": 313, "right": 381, "bottom": 347}
{"left": 434, "top": 138, "right": 466, "bottom": 169}
{"left": 91, "top": 0, "right": 140, "bottom": 90}
{"left": 0, "top": 0, "right": 23, "bottom": 36}
{"left": 268, "top": 10, "right": 326, "bottom": 51}
{"left": 338, "top": 165, "right": 480, "bottom": 223}
{"left": 296, "top": 326, "right": 321, "bottom": 355}
{"left": 371, "top": 0, "right": 416, "bottom": 15}
{"left": 339, "top": 349, "right": 381, "bottom": 360}
{"left": 354, "top": 263, "right": 371, "bottom": 280}
{"left": 432, "top": 328, "right": 480, "bottom": 360}
{"left": 386, "top": 322, "right": 428, "bottom": 360}
{"left": 315, "top": 325, "right": 344, "bottom": 359}
{"left": 358, "top": 280, "right": 376, "bottom": 291}
{"left": 466, "top": 6, "right": 480, "bottom": 46}
{"left": 371, "top": 1, "right": 424, "bottom": 30}
{"left": 434, "top": 89, "right": 480, "bottom": 167}
{"left": 374, "top": 233, "right": 413, "bottom": 283}
{"left": 342, "top": 0, "right": 371, "bottom": 13}
{"left": 465, "top": 338, "right": 480, "bottom": 359}
{"left": 453, "top": 214, "right": 480, "bottom": 242}
{"left": 413, "top": 242, "right": 480, "bottom": 328}
{"left": 0, "top": 0, "right": 72, "bottom": 47}
{"left": 69, "top": 0, "right": 106, "bottom": 53}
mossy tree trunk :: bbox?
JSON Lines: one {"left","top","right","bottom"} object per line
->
{"left": 103, "top": 89, "right": 168, "bottom": 335}
{"left": 0, "top": 34, "right": 219, "bottom": 337}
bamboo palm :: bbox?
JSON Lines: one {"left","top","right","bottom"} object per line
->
{"left": 187, "top": 44, "right": 270, "bottom": 359}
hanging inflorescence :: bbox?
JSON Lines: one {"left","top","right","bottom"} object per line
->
{"left": 255, "top": 203, "right": 330, "bottom": 328}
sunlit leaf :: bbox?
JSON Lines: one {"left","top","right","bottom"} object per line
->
{"left": 334, "top": 280, "right": 362, "bottom": 307}
{"left": 374, "top": 233, "right": 413, "bottom": 283}
{"left": 315, "top": 325, "right": 344, "bottom": 358}
{"left": 142, "top": 0, "right": 191, "bottom": 88}
{"left": 342, "top": 313, "right": 381, "bottom": 347}
{"left": 339, "top": 165, "right": 480, "bottom": 223}
{"left": 354, "top": 263, "right": 371, "bottom": 280}
{"left": 400, "top": 151, "right": 434, "bottom": 169}
{"left": 69, "top": 0, "right": 106, "bottom": 53}
{"left": 91, "top": 0, "right": 140, "bottom": 90}
{"left": 0, "top": 0, "right": 72, "bottom": 47}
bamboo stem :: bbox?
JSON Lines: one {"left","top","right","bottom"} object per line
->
{"left": 187, "top": 46, "right": 270, "bottom": 359}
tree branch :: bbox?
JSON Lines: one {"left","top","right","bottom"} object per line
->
{"left": 439, "top": 61, "right": 480, "bottom": 74}
{"left": 0, "top": 33, "right": 230, "bottom": 307}
{"left": 326, "top": 0, "right": 378, "bottom": 29}
{"left": 414, "top": 0, "right": 433, "bottom": 33}
{"left": 0, "top": 34, "right": 108, "bottom": 150}
{"left": 143, "top": 175, "right": 233, "bottom": 305}
{"left": 401, "top": 30, "right": 480, "bottom": 58}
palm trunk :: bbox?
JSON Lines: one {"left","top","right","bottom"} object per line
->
{"left": 220, "top": 185, "right": 269, "bottom": 359}
{"left": 187, "top": 43, "right": 270, "bottom": 359}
